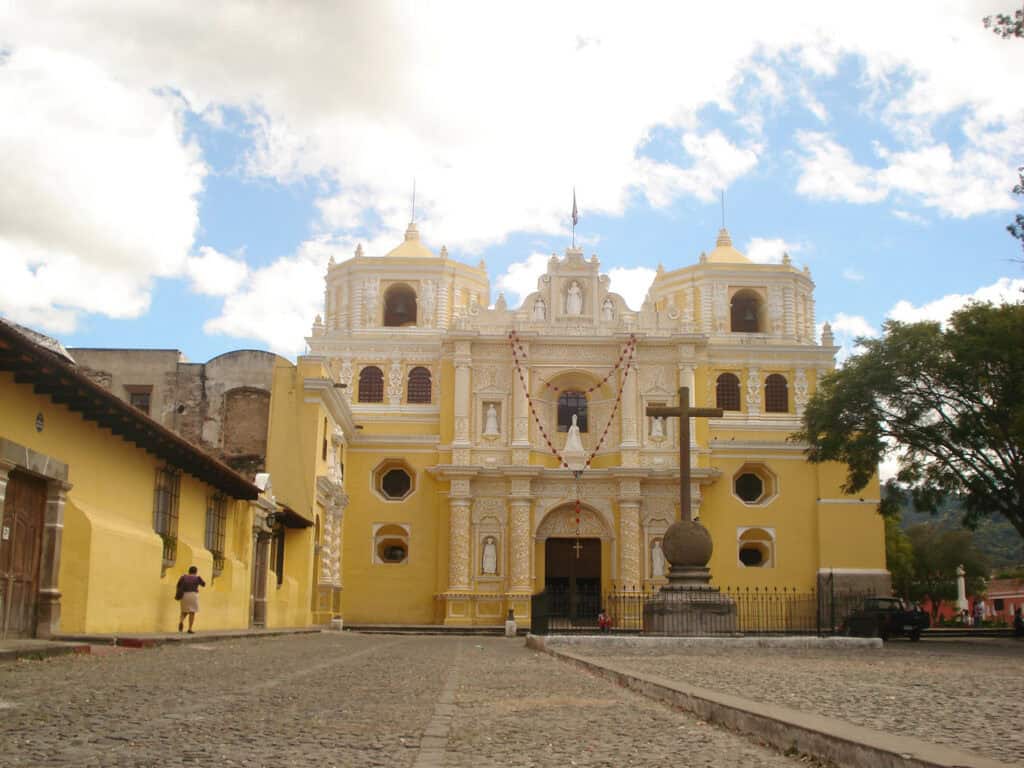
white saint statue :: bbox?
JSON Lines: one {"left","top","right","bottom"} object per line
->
{"left": 483, "top": 403, "right": 500, "bottom": 437}
{"left": 601, "top": 297, "right": 614, "bottom": 321}
{"left": 566, "top": 281, "right": 583, "bottom": 315}
{"left": 482, "top": 537, "right": 498, "bottom": 575}
{"left": 650, "top": 415, "right": 664, "bottom": 440}
{"left": 651, "top": 538, "right": 666, "bottom": 578}
{"left": 533, "top": 297, "right": 546, "bottom": 321}
{"left": 564, "top": 413, "right": 585, "bottom": 455}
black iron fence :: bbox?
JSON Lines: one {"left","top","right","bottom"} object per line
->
{"left": 531, "top": 585, "right": 872, "bottom": 636}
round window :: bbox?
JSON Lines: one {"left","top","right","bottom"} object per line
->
{"left": 381, "top": 468, "right": 412, "bottom": 499}
{"left": 739, "top": 545, "right": 764, "bottom": 566}
{"left": 734, "top": 472, "right": 764, "bottom": 503}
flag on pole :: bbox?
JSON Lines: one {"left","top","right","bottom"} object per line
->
{"left": 572, "top": 189, "right": 579, "bottom": 227}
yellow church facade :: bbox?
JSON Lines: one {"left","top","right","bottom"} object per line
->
{"left": 304, "top": 223, "right": 888, "bottom": 627}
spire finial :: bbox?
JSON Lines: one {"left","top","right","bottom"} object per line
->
{"left": 571, "top": 187, "right": 579, "bottom": 248}
{"left": 411, "top": 178, "right": 417, "bottom": 224}
{"left": 721, "top": 189, "right": 726, "bottom": 229}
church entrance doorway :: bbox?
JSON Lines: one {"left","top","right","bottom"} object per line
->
{"left": 0, "top": 471, "right": 47, "bottom": 639}
{"left": 544, "top": 537, "right": 601, "bottom": 623}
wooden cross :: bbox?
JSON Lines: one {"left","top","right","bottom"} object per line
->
{"left": 646, "top": 387, "right": 722, "bottom": 522}
{"left": 572, "top": 538, "right": 584, "bottom": 559}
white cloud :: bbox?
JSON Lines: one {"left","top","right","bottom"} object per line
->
{"left": 3, "top": 2, "right": 1023, "bottom": 346}
{"left": 887, "top": 277, "right": 1024, "bottom": 326}
{"left": 842, "top": 268, "right": 864, "bottom": 282}
{"left": 892, "top": 209, "right": 928, "bottom": 225}
{"left": 494, "top": 253, "right": 551, "bottom": 308}
{"left": 0, "top": 47, "right": 204, "bottom": 332}
{"left": 745, "top": 237, "right": 801, "bottom": 264}
{"left": 794, "top": 132, "right": 886, "bottom": 204}
{"left": 184, "top": 246, "right": 249, "bottom": 296}
{"left": 798, "top": 83, "right": 827, "bottom": 122}
{"left": 607, "top": 267, "right": 657, "bottom": 310}
{"left": 637, "top": 131, "right": 761, "bottom": 207}
{"left": 203, "top": 238, "right": 347, "bottom": 356}
{"left": 821, "top": 312, "right": 878, "bottom": 364}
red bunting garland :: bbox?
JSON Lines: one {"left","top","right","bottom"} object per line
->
{"left": 507, "top": 329, "right": 634, "bottom": 468}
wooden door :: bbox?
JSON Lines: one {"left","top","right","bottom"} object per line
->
{"left": 1, "top": 471, "right": 47, "bottom": 638}
{"left": 250, "top": 533, "right": 269, "bottom": 628}
{"left": 544, "top": 538, "right": 601, "bottom": 622}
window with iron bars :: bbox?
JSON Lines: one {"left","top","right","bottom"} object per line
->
{"left": 204, "top": 494, "right": 228, "bottom": 576}
{"left": 153, "top": 467, "right": 181, "bottom": 567}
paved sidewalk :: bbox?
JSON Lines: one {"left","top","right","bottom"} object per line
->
{"left": 1, "top": 627, "right": 321, "bottom": 662}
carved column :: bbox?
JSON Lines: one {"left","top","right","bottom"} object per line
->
{"left": 618, "top": 479, "right": 642, "bottom": 589}
{"left": 511, "top": 341, "right": 530, "bottom": 464}
{"left": 619, "top": 361, "right": 639, "bottom": 453}
{"left": 447, "top": 477, "right": 472, "bottom": 591}
{"left": 453, "top": 341, "right": 472, "bottom": 465}
{"left": 678, "top": 360, "right": 697, "bottom": 450}
{"left": 36, "top": 479, "right": 71, "bottom": 638}
{"left": 794, "top": 369, "right": 809, "bottom": 418}
{"left": 509, "top": 499, "right": 532, "bottom": 592}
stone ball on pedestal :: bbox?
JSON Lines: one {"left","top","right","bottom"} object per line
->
{"left": 662, "top": 520, "right": 713, "bottom": 568}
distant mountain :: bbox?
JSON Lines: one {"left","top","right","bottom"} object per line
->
{"left": 892, "top": 494, "right": 1024, "bottom": 572}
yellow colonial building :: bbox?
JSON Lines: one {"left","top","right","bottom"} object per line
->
{"left": 0, "top": 320, "right": 346, "bottom": 637}
{"left": 304, "top": 223, "right": 888, "bottom": 627}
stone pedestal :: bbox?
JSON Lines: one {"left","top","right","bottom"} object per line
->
{"left": 643, "top": 520, "right": 736, "bottom": 636}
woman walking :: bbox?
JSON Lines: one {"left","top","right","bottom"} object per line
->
{"left": 175, "top": 566, "right": 206, "bottom": 633}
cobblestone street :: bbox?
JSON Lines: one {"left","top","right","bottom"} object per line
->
{"left": 575, "top": 638, "right": 1024, "bottom": 765}
{"left": 0, "top": 633, "right": 809, "bottom": 768}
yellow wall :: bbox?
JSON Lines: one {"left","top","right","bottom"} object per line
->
{"left": 1, "top": 371, "right": 255, "bottom": 634}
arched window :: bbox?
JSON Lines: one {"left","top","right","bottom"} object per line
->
{"left": 557, "top": 391, "right": 588, "bottom": 432}
{"left": 383, "top": 284, "right": 417, "bottom": 327}
{"left": 407, "top": 366, "right": 431, "bottom": 404}
{"left": 716, "top": 373, "right": 741, "bottom": 411}
{"left": 738, "top": 527, "right": 775, "bottom": 568}
{"left": 764, "top": 374, "right": 789, "bottom": 413}
{"left": 358, "top": 366, "right": 384, "bottom": 403}
{"left": 730, "top": 290, "right": 762, "bottom": 333}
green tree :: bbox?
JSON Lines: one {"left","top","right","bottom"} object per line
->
{"left": 796, "top": 302, "right": 1024, "bottom": 538}
{"left": 904, "top": 524, "right": 988, "bottom": 621}
{"left": 885, "top": 514, "right": 915, "bottom": 599}
{"left": 983, "top": 8, "right": 1024, "bottom": 257}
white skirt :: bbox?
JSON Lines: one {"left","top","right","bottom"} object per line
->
{"left": 180, "top": 592, "right": 200, "bottom": 613}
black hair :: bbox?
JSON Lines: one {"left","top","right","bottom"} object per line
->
{"left": 188, "top": 566, "right": 198, "bottom": 574}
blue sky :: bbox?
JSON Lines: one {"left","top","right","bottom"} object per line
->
{"left": 1, "top": 2, "right": 1022, "bottom": 362}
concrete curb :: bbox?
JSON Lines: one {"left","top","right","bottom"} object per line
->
{"left": 535, "top": 634, "right": 884, "bottom": 650}
{"left": 52, "top": 627, "right": 322, "bottom": 649}
{"left": 0, "top": 642, "right": 91, "bottom": 664}
{"left": 526, "top": 635, "right": 1011, "bottom": 768}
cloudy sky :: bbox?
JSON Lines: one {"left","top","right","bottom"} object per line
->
{"left": 1, "top": 1, "right": 1022, "bottom": 361}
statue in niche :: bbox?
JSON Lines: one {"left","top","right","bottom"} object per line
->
{"left": 564, "top": 413, "right": 585, "bottom": 455}
{"left": 651, "top": 538, "right": 666, "bottom": 578}
{"left": 601, "top": 297, "right": 614, "bottom": 322}
{"left": 483, "top": 403, "right": 500, "bottom": 437}
{"left": 566, "top": 281, "right": 583, "bottom": 315}
{"left": 482, "top": 536, "right": 498, "bottom": 575}
{"left": 650, "top": 415, "right": 664, "bottom": 440}
{"left": 533, "top": 297, "right": 546, "bottom": 321}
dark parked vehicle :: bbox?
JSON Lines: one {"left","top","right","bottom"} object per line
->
{"left": 842, "top": 597, "right": 930, "bottom": 641}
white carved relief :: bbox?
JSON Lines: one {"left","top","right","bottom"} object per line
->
{"left": 642, "top": 497, "right": 675, "bottom": 525}
{"left": 420, "top": 279, "right": 435, "bottom": 327}
{"left": 338, "top": 357, "right": 353, "bottom": 403}
{"left": 363, "top": 278, "right": 379, "bottom": 326}
{"left": 536, "top": 506, "right": 612, "bottom": 540}
{"left": 450, "top": 478, "right": 471, "bottom": 497}
{"left": 454, "top": 417, "right": 470, "bottom": 441}
{"left": 714, "top": 284, "right": 729, "bottom": 333}
{"left": 513, "top": 417, "right": 529, "bottom": 441}
{"left": 388, "top": 360, "right": 403, "bottom": 404}
{"left": 472, "top": 497, "right": 507, "bottom": 524}
{"left": 794, "top": 368, "right": 809, "bottom": 417}
{"left": 768, "top": 285, "right": 783, "bottom": 335}
{"left": 747, "top": 368, "right": 762, "bottom": 417}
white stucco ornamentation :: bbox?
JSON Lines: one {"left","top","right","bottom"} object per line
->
{"left": 747, "top": 368, "right": 762, "bottom": 417}
{"left": 794, "top": 368, "right": 809, "bottom": 417}
{"left": 448, "top": 501, "right": 471, "bottom": 590}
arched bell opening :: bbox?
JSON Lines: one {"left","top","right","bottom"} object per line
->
{"left": 383, "top": 284, "right": 418, "bottom": 327}
{"left": 730, "top": 289, "right": 764, "bottom": 333}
